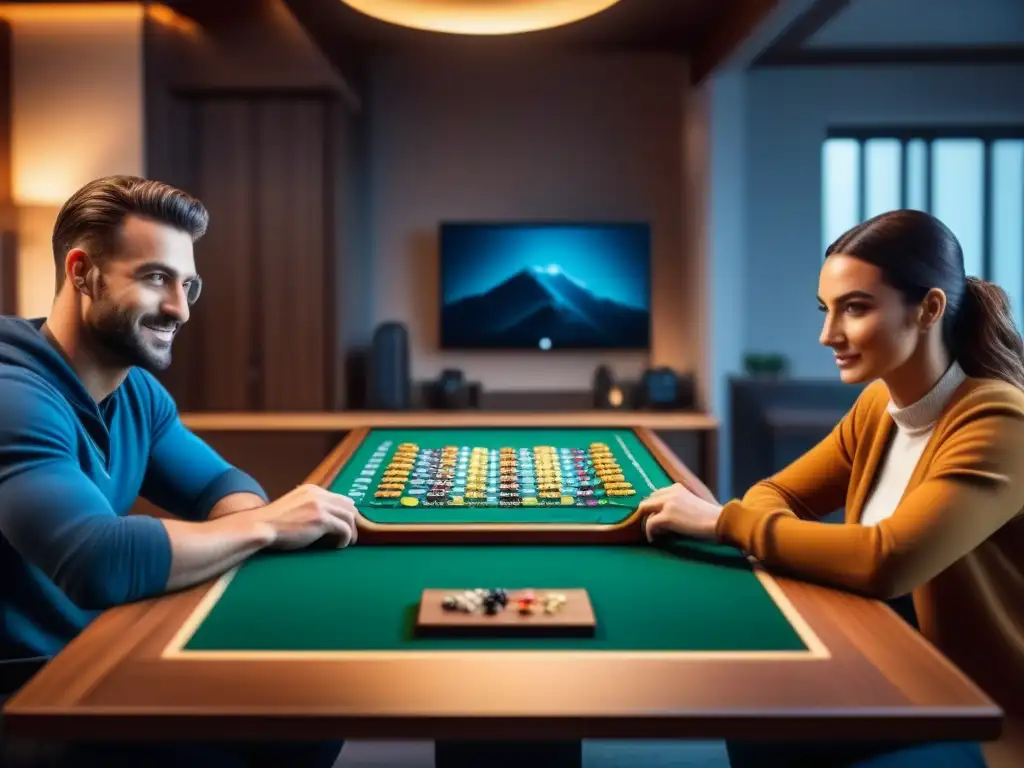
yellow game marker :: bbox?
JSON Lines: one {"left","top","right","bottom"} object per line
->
{"left": 400, "top": 496, "right": 419, "bottom": 507}
{"left": 521, "top": 497, "right": 538, "bottom": 505}
{"left": 607, "top": 489, "right": 635, "bottom": 496}
{"left": 560, "top": 495, "right": 575, "bottom": 505}
{"left": 601, "top": 474, "right": 626, "bottom": 483}
{"left": 451, "top": 496, "right": 465, "bottom": 505}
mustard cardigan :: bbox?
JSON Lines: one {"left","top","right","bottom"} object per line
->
{"left": 716, "top": 376, "right": 1024, "bottom": 764}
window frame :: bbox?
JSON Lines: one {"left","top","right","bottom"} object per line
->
{"left": 825, "top": 126, "right": 1024, "bottom": 281}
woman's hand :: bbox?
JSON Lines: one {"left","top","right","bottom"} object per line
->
{"left": 638, "top": 483, "right": 723, "bottom": 542}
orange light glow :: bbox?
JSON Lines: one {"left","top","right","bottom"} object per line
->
{"left": 146, "top": 3, "right": 200, "bottom": 36}
{"left": 339, "top": 0, "right": 622, "bottom": 35}
{"left": 0, "top": 3, "right": 144, "bottom": 22}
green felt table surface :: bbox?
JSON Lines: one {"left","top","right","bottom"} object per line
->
{"left": 327, "top": 428, "right": 672, "bottom": 524}
{"left": 183, "top": 541, "right": 806, "bottom": 653}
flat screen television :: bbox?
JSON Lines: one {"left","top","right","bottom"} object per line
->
{"left": 439, "top": 222, "right": 651, "bottom": 350}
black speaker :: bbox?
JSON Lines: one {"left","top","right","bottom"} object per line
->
{"left": 636, "top": 368, "right": 695, "bottom": 410}
{"left": 367, "top": 322, "right": 411, "bottom": 410}
{"left": 592, "top": 365, "right": 626, "bottom": 409}
{"left": 427, "top": 369, "right": 481, "bottom": 409}
{"left": 343, "top": 348, "right": 368, "bottom": 409}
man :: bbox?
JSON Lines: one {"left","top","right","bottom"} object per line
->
{"left": 0, "top": 175, "right": 355, "bottom": 767}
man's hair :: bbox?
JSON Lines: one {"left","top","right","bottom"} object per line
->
{"left": 51, "top": 175, "right": 209, "bottom": 291}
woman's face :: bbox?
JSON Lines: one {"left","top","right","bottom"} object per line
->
{"left": 817, "top": 254, "right": 923, "bottom": 384}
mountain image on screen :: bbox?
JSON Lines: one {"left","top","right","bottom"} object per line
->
{"left": 442, "top": 266, "right": 648, "bottom": 348}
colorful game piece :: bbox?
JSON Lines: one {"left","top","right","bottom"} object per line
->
{"left": 418, "top": 588, "right": 594, "bottom": 637}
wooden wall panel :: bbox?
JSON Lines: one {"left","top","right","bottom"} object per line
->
{"left": 190, "top": 98, "right": 256, "bottom": 411}
{"left": 257, "top": 98, "right": 330, "bottom": 410}
{"left": 0, "top": 230, "right": 16, "bottom": 315}
{"left": 0, "top": 20, "right": 14, "bottom": 315}
{"left": 160, "top": 93, "right": 335, "bottom": 412}
{"left": 0, "top": 21, "right": 10, "bottom": 209}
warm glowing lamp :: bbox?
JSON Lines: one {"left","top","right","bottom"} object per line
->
{"left": 339, "top": 0, "right": 622, "bottom": 35}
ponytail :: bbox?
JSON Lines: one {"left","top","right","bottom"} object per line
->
{"left": 954, "top": 276, "right": 1024, "bottom": 389}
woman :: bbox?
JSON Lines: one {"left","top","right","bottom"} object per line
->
{"left": 640, "top": 210, "right": 1024, "bottom": 768}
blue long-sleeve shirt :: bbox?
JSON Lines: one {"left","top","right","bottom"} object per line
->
{"left": 0, "top": 316, "right": 268, "bottom": 660}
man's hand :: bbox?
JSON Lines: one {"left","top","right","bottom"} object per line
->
{"left": 162, "top": 485, "right": 358, "bottom": 592}
{"left": 246, "top": 484, "right": 359, "bottom": 550}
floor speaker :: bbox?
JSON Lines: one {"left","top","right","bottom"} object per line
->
{"left": 367, "top": 322, "right": 411, "bottom": 410}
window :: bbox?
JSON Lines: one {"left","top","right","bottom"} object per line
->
{"left": 822, "top": 129, "right": 1024, "bottom": 331}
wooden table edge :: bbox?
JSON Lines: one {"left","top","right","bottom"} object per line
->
{"left": 1, "top": 425, "right": 1004, "bottom": 745}
{"left": 179, "top": 411, "right": 720, "bottom": 432}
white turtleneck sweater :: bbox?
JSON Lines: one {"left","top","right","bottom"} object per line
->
{"left": 859, "top": 361, "right": 967, "bottom": 527}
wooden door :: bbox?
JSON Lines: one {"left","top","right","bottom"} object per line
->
{"left": 161, "top": 93, "right": 334, "bottom": 412}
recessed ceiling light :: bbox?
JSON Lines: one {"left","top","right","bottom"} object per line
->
{"left": 339, "top": 0, "right": 622, "bottom": 36}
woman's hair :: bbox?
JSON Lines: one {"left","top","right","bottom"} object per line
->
{"left": 826, "top": 209, "right": 1024, "bottom": 389}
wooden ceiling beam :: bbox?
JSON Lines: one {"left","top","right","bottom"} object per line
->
{"left": 690, "top": 0, "right": 782, "bottom": 83}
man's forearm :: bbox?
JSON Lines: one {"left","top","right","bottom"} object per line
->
{"left": 161, "top": 513, "right": 274, "bottom": 592}
{"left": 207, "top": 492, "right": 266, "bottom": 520}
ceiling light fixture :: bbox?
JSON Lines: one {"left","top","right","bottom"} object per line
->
{"left": 339, "top": 0, "right": 622, "bottom": 36}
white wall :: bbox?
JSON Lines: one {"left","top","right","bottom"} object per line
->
{"left": 743, "top": 64, "right": 1024, "bottom": 378}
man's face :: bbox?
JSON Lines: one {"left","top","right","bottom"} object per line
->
{"left": 81, "top": 215, "right": 200, "bottom": 372}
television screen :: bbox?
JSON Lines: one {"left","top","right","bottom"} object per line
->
{"left": 439, "top": 222, "right": 651, "bottom": 350}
